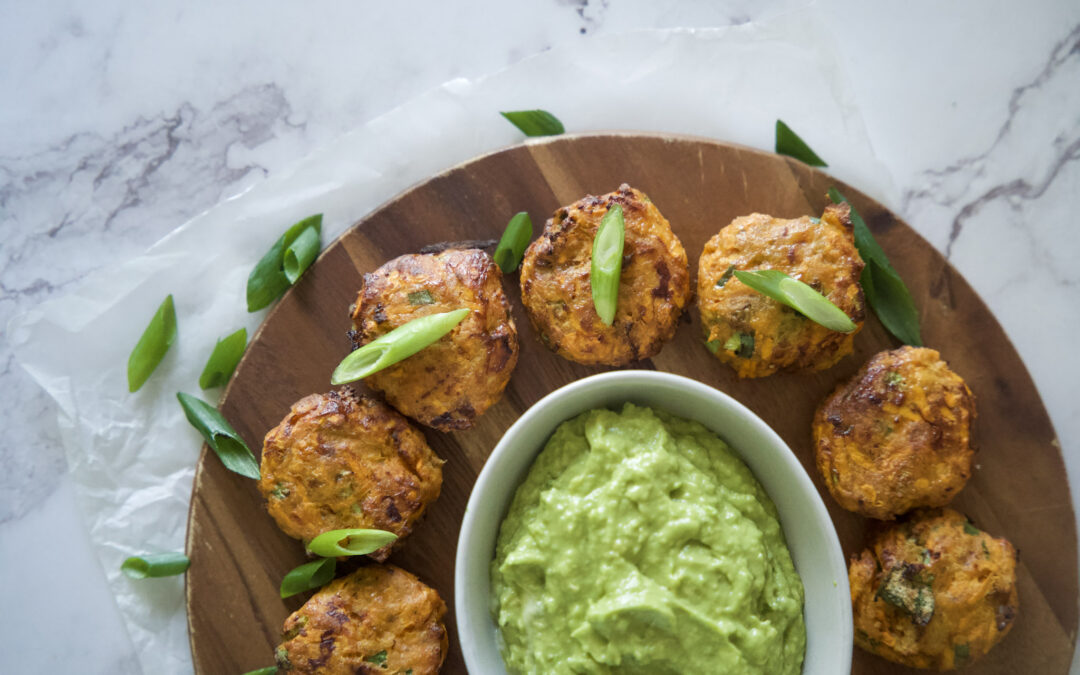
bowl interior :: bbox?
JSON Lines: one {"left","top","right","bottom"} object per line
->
{"left": 455, "top": 370, "right": 852, "bottom": 674}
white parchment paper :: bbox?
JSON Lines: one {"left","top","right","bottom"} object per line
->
{"left": 10, "top": 14, "right": 891, "bottom": 674}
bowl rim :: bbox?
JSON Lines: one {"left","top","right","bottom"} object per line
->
{"left": 455, "top": 369, "right": 852, "bottom": 674}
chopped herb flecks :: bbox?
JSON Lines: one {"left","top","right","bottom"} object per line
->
{"left": 954, "top": 643, "right": 970, "bottom": 663}
{"left": 723, "top": 332, "right": 755, "bottom": 359}
{"left": 407, "top": 290, "right": 435, "bottom": 306}
{"left": 715, "top": 264, "right": 736, "bottom": 288}
{"left": 876, "top": 563, "right": 935, "bottom": 626}
{"left": 275, "top": 646, "right": 292, "bottom": 670}
{"left": 365, "top": 650, "right": 388, "bottom": 667}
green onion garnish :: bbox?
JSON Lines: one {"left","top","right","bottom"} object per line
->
{"left": 500, "top": 110, "right": 565, "bottom": 137}
{"left": 197, "top": 328, "right": 248, "bottom": 390}
{"left": 241, "top": 668, "right": 279, "bottom": 675}
{"left": 246, "top": 214, "right": 323, "bottom": 312}
{"left": 177, "top": 392, "right": 260, "bottom": 479}
{"left": 279, "top": 557, "right": 337, "bottom": 598}
{"left": 734, "top": 269, "right": 857, "bottom": 333}
{"left": 283, "top": 223, "right": 322, "bottom": 284}
{"left": 775, "top": 120, "right": 827, "bottom": 167}
{"left": 127, "top": 294, "right": 177, "bottom": 392}
{"left": 330, "top": 308, "right": 470, "bottom": 384}
{"left": 828, "top": 188, "right": 922, "bottom": 345}
{"left": 590, "top": 204, "right": 625, "bottom": 326}
{"left": 306, "top": 528, "right": 398, "bottom": 558}
{"left": 121, "top": 552, "right": 190, "bottom": 579}
{"left": 366, "top": 651, "right": 389, "bottom": 666}
{"left": 493, "top": 211, "right": 533, "bottom": 273}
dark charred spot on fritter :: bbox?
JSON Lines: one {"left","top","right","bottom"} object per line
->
{"left": 487, "top": 328, "right": 516, "bottom": 372}
{"left": 372, "top": 303, "right": 388, "bottom": 324}
{"left": 306, "top": 631, "right": 336, "bottom": 669}
{"left": 824, "top": 201, "right": 854, "bottom": 231}
{"left": 580, "top": 195, "right": 605, "bottom": 211}
{"left": 651, "top": 259, "right": 672, "bottom": 299}
{"left": 346, "top": 329, "right": 362, "bottom": 349}
{"left": 429, "top": 408, "right": 474, "bottom": 431}
{"left": 383, "top": 499, "right": 402, "bottom": 523}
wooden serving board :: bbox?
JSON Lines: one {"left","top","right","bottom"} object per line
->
{"left": 186, "top": 134, "right": 1076, "bottom": 674}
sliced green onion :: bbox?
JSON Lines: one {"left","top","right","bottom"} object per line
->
{"left": 775, "top": 120, "right": 827, "bottom": 167}
{"left": 280, "top": 557, "right": 337, "bottom": 598}
{"left": 306, "top": 529, "right": 398, "bottom": 558}
{"left": 500, "top": 109, "right": 565, "bottom": 137}
{"left": 590, "top": 204, "right": 625, "bottom": 326}
{"left": 121, "top": 552, "right": 190, "bottom": 579}
{"left": 127, "top": 294, "right": 177, "bottom": 392}
{"left": 734, "top": 269, "right": 856, "bottom": 333}
{"left": 331, "top": 308, "right": 470, "bottom": 384}
{"left": 283, "top": 224, "right": 322, "bottom": 284}
{"left": 723, "top": 332, "right": 755, "bottom": 358}
{"left": 177, "top": 392, "right": 260, "bottom": 479}
{"left": 493, "top": 211, "right": 533, "bottom": 273}
{"left": 198, "top": 328, "right": 248, "bottom": 390}
{"left": 828, "top": 188, "right": 922, "bottom": 345}
{"left": 247, "top": 214, "right": 323, "bottom": 312}
{"left": 241, "top": 668, "right": 279, "bottom": 675}
{"left": 366, "top": 651, "right": 388, "bottom": 666}
{"left": 862, "top": 260, "right": 922, "bottom": 346}
{"left": 715, "top": 264, "right": 736, "bottom": 288}
{"left": 705, "top": 340, "right": 720, "bottom": 354}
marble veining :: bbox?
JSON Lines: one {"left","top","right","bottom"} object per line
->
{"left": 0, "top": 83, "right": 309, "bottom": 523}
{"left": 2, "top": 1, "right": 1078, "bottom": 672}
{"left": 559, "top": 0, "right": 610, "bottom": 33}
{"left": 901, "top": 22, "right": 1080, "bottom": 260}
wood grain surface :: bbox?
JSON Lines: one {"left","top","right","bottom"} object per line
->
{"left": 186, "top": 134, "right": 1077, "bottom": 674}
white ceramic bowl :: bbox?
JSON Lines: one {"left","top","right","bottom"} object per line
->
{"left": 455, "top": 370, "right": 852, "bottom": 674}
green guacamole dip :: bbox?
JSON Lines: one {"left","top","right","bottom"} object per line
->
{"left": 491, "top": 403, "right": 806, "bottom": 674}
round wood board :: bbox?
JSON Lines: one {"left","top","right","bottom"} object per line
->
{"left": 186, "top": 133, "right": 1077, "bottom": 674}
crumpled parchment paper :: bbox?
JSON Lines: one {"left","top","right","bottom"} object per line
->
{"left": 10, "top": 12, "right": 891, "bottom": 674}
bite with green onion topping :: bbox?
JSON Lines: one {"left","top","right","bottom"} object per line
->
{"left": 697, "top": 202, "right": 865, "bottom": 378}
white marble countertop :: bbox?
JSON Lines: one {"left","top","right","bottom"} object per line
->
{"left": 2, "top": 1, "right": 1078, "bottom": 672}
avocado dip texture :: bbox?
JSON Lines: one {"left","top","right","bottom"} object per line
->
{"left": 491, "top": 403, "right": 806, "bottom": 674}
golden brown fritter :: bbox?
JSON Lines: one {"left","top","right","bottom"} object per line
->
{"left": 276, "top": 565, "right": 448, "bottom": 675}
{"left": 814, "top": 347, "right": 976, "bottom": 520}
{"left": 349, "top": 248, "right": 518, "bottom": 431}
{"left": 849, "top": 508, "right": 1019, "bottom": 670}
{"left": 697, "top": 203, "right": 866, "bottom": 378}
{"left": 259, "top": 390, "right": 443, "bottom": 561}
{"left": 519, "top": 184, "right": 691, "bottom": 366}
